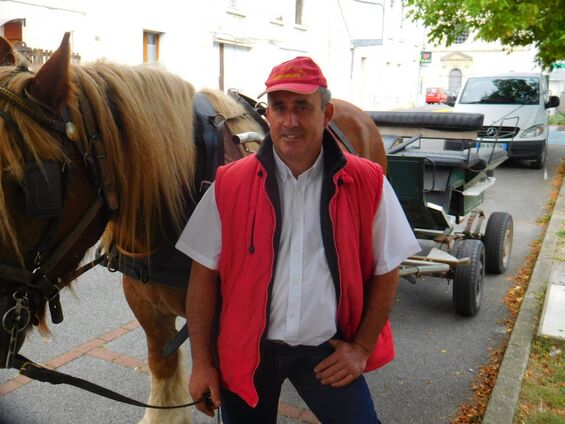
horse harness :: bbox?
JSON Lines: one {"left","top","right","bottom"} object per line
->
{"left": 194, "top": 92, "right": 227, "bottom": 195}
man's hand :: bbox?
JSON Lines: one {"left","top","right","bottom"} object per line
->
{"left": 189, "top": 363, "right": 221, "bottom": 417}
{"left": 313, "top": 268, "right": 400, "bottom": 388}
{"left": 313, "top": 339, "right": 370, "bottom": 387}
{"left": 186, "top": 261, "right": 221, "bottom": 416}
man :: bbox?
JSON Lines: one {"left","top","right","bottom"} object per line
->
{"left": 176, "top": 56, "right": 420, "bottom": 423}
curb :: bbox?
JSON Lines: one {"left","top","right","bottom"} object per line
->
{"left": 482, "top": 167, "right": 565, "bottom": 423}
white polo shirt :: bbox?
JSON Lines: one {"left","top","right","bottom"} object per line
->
{"left": 176, "top": 148, "right": 420, "bottom": 346}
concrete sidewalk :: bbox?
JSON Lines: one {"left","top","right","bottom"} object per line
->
{"left": 539, "top": 283, "right": 565, "bottom": 339}
{"left": 482, "top": 155, "right": 565, "bottom": 423}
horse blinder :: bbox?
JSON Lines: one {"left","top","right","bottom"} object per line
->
{"left": 23, "top": 161, "right": 63, "bottom": 218}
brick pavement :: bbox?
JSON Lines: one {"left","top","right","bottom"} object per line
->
{"left": 0, "top": 320, "right": 319, "bottom": 423}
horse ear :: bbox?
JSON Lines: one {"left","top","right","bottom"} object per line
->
{"left": 0, "top": 37, "right": 16, "bottom": 66}
{"left": 28, "top": 32, "right": 71, "bottom": 113}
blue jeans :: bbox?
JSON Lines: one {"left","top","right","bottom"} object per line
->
{"left": 220, "top": 340, "right": 381, "bottom": 424}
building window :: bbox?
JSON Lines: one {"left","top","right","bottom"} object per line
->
{"left": 143, "top": 31, "right": 160, "bottom": 63}
{"left": 454, "top": 29, "right": 469, "bottom": 44}
{"left": 295, "top": 0, "right": 304, "bottom": 25}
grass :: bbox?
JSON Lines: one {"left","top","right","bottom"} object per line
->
{"left": 549, "top": 113, "right": 565, "bottom": 125}
{"left": 514, "top": 336, "right": 565, "bottom": 423}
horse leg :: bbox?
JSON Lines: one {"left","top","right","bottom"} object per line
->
{"left": 122, "top": 275, "right": 191, "bottom": 424}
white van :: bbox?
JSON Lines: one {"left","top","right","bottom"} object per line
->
{"left": 452, "top": 73, "right": 560, "bottom": 168}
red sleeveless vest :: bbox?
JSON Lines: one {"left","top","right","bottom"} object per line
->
{"left": 214, "top": 132, "right": 393, "bottom": 407}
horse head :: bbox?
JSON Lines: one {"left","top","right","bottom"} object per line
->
{"left": 0, "top": 34, "right": 110, "bottom": 368}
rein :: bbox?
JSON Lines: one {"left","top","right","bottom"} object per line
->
{"left": 9, "top": 353, "right": 210, "bottom": 411}
{"left": 0, "top": 78, "right": 208, "bottom": 414}
{"left": 0, "top": 80, "right": 261, "bottom": 417}
{"left": 0, "top": 79, "right": 205, "bottom": 413}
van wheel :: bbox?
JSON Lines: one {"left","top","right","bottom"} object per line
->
{"left": 483, "top": 212, "right": 513, "bottom": 274}
{"left": 530, "top": 142, "right": 547, "bottom": 169}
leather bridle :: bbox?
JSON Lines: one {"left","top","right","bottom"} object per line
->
{"left": 0, "top": 74, "right": 114, "bottom": 368}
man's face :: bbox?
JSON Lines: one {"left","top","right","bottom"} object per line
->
{"left": 266, "top": 90, "right": 333, "bottom": 177}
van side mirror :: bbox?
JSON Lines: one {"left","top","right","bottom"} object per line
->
{"left": 558, "top": 92, "right": 565, "bottom": 114}
{"left": 545, "top": 95, "right": 560, "bottom": 109}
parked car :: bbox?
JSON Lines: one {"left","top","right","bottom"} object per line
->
{"left": 425, "top": 87, "right": 448, "bottom": 104}
{"left": 452, "top": 73, "right": 560, "bottom": 168}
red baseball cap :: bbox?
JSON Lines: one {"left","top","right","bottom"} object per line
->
{"left": 259, "top": 56, "right": 327, "bottom": 97}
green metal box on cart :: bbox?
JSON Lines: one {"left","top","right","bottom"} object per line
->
{"left": 387, "top": 152, "right": 490, "bottom": 236}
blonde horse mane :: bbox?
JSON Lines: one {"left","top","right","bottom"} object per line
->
{"left": 0, "top": 61, "right": 264, "bottom": 261}
{"left": 72, "top": 63, "right": 198, "bottom": 255}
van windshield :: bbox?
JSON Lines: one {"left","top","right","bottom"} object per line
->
{"left": 459, "top": 77, "right": 539, "bottom": 105}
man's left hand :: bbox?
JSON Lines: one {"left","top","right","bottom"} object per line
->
{"left": 313, "top": 339, "right": 370, "bottom": 387}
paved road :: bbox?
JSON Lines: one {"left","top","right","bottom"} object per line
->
{"left": 1, "top": 134, "right": 564, "bottom": 424}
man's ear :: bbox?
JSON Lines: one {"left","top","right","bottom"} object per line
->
{"left": 265, "top": 105, "right": 271, "bottom": 123}
{"left": 0, "top": 37, "right": 16, "bottom": 66}
{"left": 324, "top": 101, "right": 334, "bottom": 126}
{"left": 27, "top": 33, "right": 71, "bottom": 113}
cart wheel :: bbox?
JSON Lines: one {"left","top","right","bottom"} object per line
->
{"left": 452, "top": 239, "right": 485, "bottom": 316}
{"left": 483, "top": 212, "right": 513, "bottom": 274}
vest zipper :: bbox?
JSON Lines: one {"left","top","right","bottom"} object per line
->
{"left": 249, "top": 169, "right": 264, "bottom": 254}
{"left": 248, "top": 213, "right": 256, "bottom": 254}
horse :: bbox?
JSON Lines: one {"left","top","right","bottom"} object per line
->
{"left": 331, "top": 98, "right": 387, "bottom": 174}
{"left": 0, "top": 33, "right": 386, "bottom": 423}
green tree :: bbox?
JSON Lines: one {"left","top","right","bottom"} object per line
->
{"left": 406, "top": 0, "right": 565, "bottom": 70}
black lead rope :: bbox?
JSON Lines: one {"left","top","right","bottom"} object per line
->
{"left": 10, "top": 353, "right": 210, "bottom": 411}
